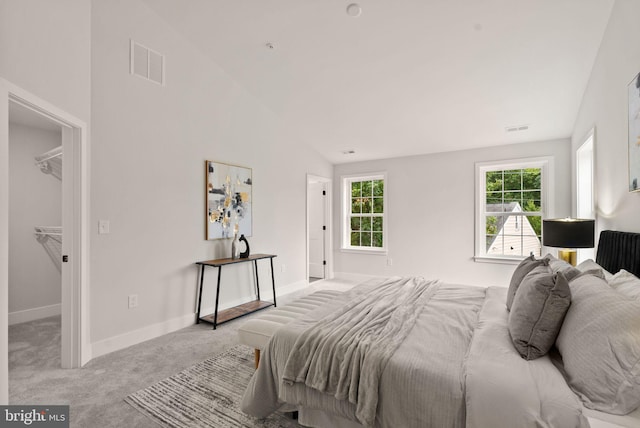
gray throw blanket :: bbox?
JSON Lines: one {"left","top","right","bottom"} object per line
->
{"left": 281, "top": 277, "right": 441, "bottom": 426}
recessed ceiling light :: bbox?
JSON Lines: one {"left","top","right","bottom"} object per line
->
{"left": 346, "top": 3, "right": 362, "bottom": 17}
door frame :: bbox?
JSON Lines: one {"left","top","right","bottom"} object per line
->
{"left": 306, "top": 174, "right": 332, "bottom": 282}
{"left": 576, "top": 128, "right": 596, "bottom": 262}
{"left": 1, "top": 79, "right": 90, "bottom": 403}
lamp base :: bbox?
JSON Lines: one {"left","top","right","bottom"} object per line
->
{"left": 558, "top": 249, "right": 577, "bottom": 266}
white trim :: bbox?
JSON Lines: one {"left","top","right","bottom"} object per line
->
{"left": 473, "top": 256, "right": 524, "bottom": 265}
{"left": 1, "top": 78, "right": 90, "bottom": 380}
{"left": 91, "top": 312, "right": 195, "bottom": 359}
{"left": 341, "top": 172, "right": 388, "bottom": 253}
{"left": 475, "top": 156, "right": 554, "bottom": 262}
{"left": 0, "top": 81, "right": 9, "bottom": 404}
{"left": 576, "top": 129, "right": 595, "bottom": 218}
{"left": 201, "top": 280, "right": 310, "bottom": 313}
{"left": 91, "top": 280, "right": 310, "bottom": 359}
{"left": 332, "top": 271, "right": 388, "bottom": 282}
{"left": 576, "top": 128, "right": 596, "bottom": 263}
{"left": 9, "top": 304, "right": 62, "bottom": 325}
{"left": 263, "top": 279, "right": 310, "bottom": 299}
{"left": 339, "top": 247, "right": 388, "bottom": 255}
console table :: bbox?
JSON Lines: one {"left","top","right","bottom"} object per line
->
{"left": 195, "top": 254, "right": 277, "bottom": 329}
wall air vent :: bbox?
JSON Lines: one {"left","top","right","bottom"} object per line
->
{"left": 130, "top": 39, "right": 165, "bottom": 86}
{"left": 505, "top": 124, "right": 529, "bottom": 133}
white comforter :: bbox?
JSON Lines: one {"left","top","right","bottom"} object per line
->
{"left": 241, "top": 277, "right": 588, "bottom": 428}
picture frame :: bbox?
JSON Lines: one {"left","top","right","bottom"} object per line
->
{"left": 628, "top": 71, "right": 640, "bottom": 192}
{"left": 205, "top": 160, "right": 252, "bottom": 240}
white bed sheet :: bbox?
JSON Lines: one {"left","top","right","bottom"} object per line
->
{"left": 241, "top": 278, "right": 591, "bottom": 427}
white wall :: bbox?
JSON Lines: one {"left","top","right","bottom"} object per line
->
{"left": 0, "top": 0, "right": 331, "bottom": 365}
{"left": 89, "top": 0, "right": 332, "bottom": 351}
{"left": 333, "top": 139, "right": 572, "bottom": 288}
{"left": 0, "top": 0, "right": 91, "bottom": 122}
{"left": 0, "top": 0, "right": 91, "bottom": 403}
{"left": 571, "top": 0, "right": 640, "bottom": 234}
{"left": 8, "top": 123, "right": 62, "bottom": 320}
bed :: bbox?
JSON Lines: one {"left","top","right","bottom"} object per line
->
{"left": 240, "top": 230, "right": 640, "bottom": 428}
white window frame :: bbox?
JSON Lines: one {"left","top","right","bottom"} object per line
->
{"left": 341, "top": 172, "right": 388, "bottom": 254}
{"left": 475, "top": 157, "right": 554, "bottom": 264}
{"left": 576, "top": 129, "right": 595, "bottom": 263}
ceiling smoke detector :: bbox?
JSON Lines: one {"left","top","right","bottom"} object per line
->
{"left": 342, "top": 150, "right": 356, "bottom": 155}
{"left": 346, "top": 3, "right": 362, "bottom": 17}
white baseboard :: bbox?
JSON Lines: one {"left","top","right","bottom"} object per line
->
{"left": 332, "top": 271, "right": 384, "bottom": 282}
{"left": 265, "top": 280, "right": 310, "bottom": 299}
{"left": 91, "top": 312, "right": 195, "bottom": 359}
{"left": 199, "top": 280, "right": 310, "bottom": 316}
{"left": 90, "top": 280, "right": 311, "bottom": 360}
{"left": 9, "top": 303, "right": 61, "bottom": 325}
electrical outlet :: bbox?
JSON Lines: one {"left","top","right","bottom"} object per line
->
{"left": 281, "top": 264, "right": 287, "bottom": 273}
{"left": 128, "top": 294, "right": 138, "bottom": 309}
{"left": 387, "top": 258, "right": 393, "bottom": 266}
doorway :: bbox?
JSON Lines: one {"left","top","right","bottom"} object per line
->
{"left": 1, "top": 80, "right": 89, "bottom": 404}
{"left": 307, "top": 175, "right": 331, "bottom": 283}
{"left": 8, "top": 101, "right": 64, "bottom": 378}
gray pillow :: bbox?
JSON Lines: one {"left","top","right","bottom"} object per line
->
{"left": 506, "top": 255, "right": 548, "bottom": 311}
{"left": 576, "top": 258, "right": 613, "bottom": 281}
{"left": 543, "top": 253, "right": 582, "bottom": 281}
{"left": 508, "top": 269, "right": 571, "bottom": 360}
{"left": 556, "top": 273, "right": 640, "bottom": 414}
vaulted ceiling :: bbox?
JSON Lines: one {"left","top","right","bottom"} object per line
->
{"left": 143, "top": 0, "right": 614, "bottom": 163}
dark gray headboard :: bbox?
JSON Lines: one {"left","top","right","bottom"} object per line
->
{"left": 595, "top": 230, "right": 640, "bottom": 277}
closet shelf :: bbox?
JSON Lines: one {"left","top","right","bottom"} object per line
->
{"left": 34, "top": 145, "right": 62, "bottom": 180}
{"left": 34, "top": 226, "right": 62, "bottom": 237}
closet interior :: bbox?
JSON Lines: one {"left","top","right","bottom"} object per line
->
{"left": 34, "top": 145, "right": 63, "bottom": 272}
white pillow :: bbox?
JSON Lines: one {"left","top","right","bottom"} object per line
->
{"left": 576, "top": 259, "right": 613, "bottom": 281}
{"left": 609, "top": 269, "right": 640, "bottom": 299}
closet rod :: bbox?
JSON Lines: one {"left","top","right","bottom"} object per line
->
{"left": 34, "top": 231, "right": 63, "bottom": 236}
{"left": 35, "top": 145, "right": 62, "bottom": 164}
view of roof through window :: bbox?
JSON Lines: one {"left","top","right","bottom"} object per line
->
{"left": 485, "top": 168, "right": 542, "bottom": 257}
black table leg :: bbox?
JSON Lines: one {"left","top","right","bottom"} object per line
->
{"left": 213, "top": 266, "right": 222, "bottom": 330}
{"left": 253, "top": 260, "right": 261, "bottom": 300}
{"left": 270, "top": 257, "right": 277, "bottom": 307}
{"left": 196, "top": 265, "right": 205, "bottom": 324}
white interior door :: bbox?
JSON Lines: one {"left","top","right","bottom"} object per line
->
{"left": 308, "top": 181, "right": 326, "bottom": 279}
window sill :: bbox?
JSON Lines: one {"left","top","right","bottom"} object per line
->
{"left": 474, "top": 256, "right": 525, "bottom": 265}
{"left": 340, "top": 248, "right": 388, "bottom": 256}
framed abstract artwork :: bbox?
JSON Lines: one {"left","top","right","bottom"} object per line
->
{"left": 205, "top": 160, "right": 252, "bottom": 239}
{"left": 628, "top": 71, "right": 640, "bottom": 192}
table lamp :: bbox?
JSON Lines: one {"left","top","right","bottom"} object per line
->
{"left": 542, "top": 218, "right": 595, "bottom": 266}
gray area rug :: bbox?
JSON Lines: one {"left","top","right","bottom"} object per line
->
{"left": 125, "top": 345, "right": 300, "bottom": 428}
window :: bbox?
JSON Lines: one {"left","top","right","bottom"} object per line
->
{"left": 475, "top": 158, "right": 553, "bottom": 261}
{"left": 342, "top": 173, "right": 387, "bottom": 252}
